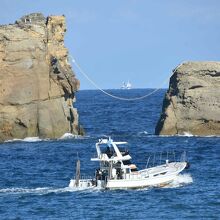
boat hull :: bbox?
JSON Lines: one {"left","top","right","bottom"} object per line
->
{"left": 106, "top": 162, "right": 186, "bottom": 189}
{"left": 106, "top": 173, "right": 177, "bottom": 189}
{"left": 69, "top": 173, "right": 179, "bottom": 190}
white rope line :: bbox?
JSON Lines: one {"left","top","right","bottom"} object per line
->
{"left": 70, "top": 55, "right": 173, "bottom": 101}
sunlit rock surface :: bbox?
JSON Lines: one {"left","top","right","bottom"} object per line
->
{"left": 155, "top": 62, "right": 220, "bottom": 136}
{"left": 0, "top": 13, "right": 83, "bottom": 141}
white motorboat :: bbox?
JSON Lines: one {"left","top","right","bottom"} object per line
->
{"left": 69, "top": 138, "right": 189, "bottom": 189}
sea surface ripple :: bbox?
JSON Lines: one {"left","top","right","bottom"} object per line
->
{"left": 0, "top": 89, "right": 219, "bottom": 219}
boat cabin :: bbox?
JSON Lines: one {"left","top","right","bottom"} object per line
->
{"left": 91, "top": 138, "right": 138, "bottom": 181}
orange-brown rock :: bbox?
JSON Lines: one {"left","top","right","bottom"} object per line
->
{"left": 155, "top": 62, "right": 220, "bottom": 136}
{"left": 0, "top": 13, "right": 82, "bottom": 141}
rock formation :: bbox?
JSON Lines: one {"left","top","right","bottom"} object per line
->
{"left": 155, "top": 62, "right": 220, "bottom": 136}
{"left": 0, "top": 13, "right": 83, "bottom": 141}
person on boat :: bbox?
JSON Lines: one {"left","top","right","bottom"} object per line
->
{"left": 116, "top": 168, "right": 123, "bottom": 179}
{"left": 105, "top": 146, "right": 113, "bottom": 158}
{"left": 95, "top": 168, "right": 101, "bottom": 180}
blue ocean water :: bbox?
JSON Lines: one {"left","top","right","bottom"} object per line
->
{"left": 0, "top": 89, "right": 219, "bottom": 219}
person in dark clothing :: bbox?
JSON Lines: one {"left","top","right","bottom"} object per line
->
{"left": 105, "top": 146, "right": 113, "bottom": 158}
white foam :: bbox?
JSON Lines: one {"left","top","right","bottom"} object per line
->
{"left": 138, "top": 131, "right": 148, "bottom": 135}
{"left": 165, "top": 173, "right": 193, "bottom": 188}
{"left": 182, "top": 132, "right": 194, "bottom": 137}
{"left": 159, "top": 132, "right": 194, "bottom": 137}
{"left": 0, "top": 186, "right": 86, "bottom": 195}
{"left": 4, "top": 133, "right": 88, "bottom": 143}
{"left": 5, "top": 138, "right": 23, "bottom": 143}
{"left": 135, "top": 173, "right": 193, "bottom": 191}
{"left": 59, "top": 133, "right": 79, "bottom": 140}
{"left": 23, "top": 137, "right": 42, "bottom": 142}
{"left": 4, "top": 137, "right": 42, "bottom": 143}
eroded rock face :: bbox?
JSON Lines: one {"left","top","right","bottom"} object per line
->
{"left": 0, "top": 13, "right": 82, "bottom": 141}
{"left": 155, "top": 62, "right": 220, "bottom": 136}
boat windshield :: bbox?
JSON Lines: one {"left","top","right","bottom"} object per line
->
{"left": 100, "top": 145, "right": 129, "bottom": 158}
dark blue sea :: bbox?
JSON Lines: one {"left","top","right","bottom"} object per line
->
{"left": 0, "top": 89, "right": 219, "bottom": 219}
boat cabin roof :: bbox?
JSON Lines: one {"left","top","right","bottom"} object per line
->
{"left": 91, "top": 138, "right": 131, "bottom": 162}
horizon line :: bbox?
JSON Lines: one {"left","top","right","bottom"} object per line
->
{"left": 77, "top": 87, "right": 168, "bottom": 91}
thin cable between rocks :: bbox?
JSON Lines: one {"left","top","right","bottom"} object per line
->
{"left": 70, "top": 55, "right": 174, "bottom": 101}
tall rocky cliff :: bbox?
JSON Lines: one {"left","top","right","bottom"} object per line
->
{"left": 0, "top": 13, "right": 82, "bottom": 141}
{"left": 155, "top": 62, "right": 220, "bottom": 136}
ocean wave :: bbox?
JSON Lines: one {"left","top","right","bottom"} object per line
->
{"left": 59, "top": 133, "right": 80, "bottom": 140}
{"left": 23, "top": 137, "right": 43, "bottom": 142}
{"left": 4, "top": 133, "right": 87, "bottom": 143}
{"left": 59, "top": 133, "right": 91, "bottom": 140}
{"left": 136, "top": 173, "right": 193, "bottom": 191}
{"left": 176, "top": 132, "right": 194, "bottom": 137}
{"left": 5, "top": 137, "right": 43, "bottom": 143}
{"left": 148, "top": 134, "right": 220, "bottom": 138}
{"left": 177, "top": 133, "right": 220, "bottom": 138}
{"left": 164, "top": 173, "right": 193, "bottom": 188}
{"left": 181, "top": 132, "right": 194, "bottom": 137}
{"left": 137, "top": 131, "right": 148, "bottom": 136}
{"left": 0, "top": 186, "right": 96, "bottom": 195}
{"left": 0, "top": 187, "right": 64, "bottom": 194}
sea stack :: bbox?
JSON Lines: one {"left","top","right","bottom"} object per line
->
{"left": 155, "top": 62, "right": 220, "bottom": 136}
{"left": 0, "top": 13, "right": 82, "bottom": 141}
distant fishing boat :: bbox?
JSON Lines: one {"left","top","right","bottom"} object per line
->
{"left": 121, "top": 81, "right": 132, "bottom": 89}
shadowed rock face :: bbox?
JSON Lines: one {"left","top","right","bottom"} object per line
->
{"left": 0, "top": 13, "right": 83, "bottom": 141}
{"left": 155, "top": 62, "right": 220, "bottom": 136}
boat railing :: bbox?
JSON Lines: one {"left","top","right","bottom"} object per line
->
{"left": 145, "top": 150, "right": 188, "bottom": 169}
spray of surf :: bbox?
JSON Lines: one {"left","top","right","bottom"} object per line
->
{"left": 136, "top": 173, "right": 193, "bottom": 191}
{"left": 0, "top": 185, "right": 100, "bottom": 195}
{"left": 5, "top": 137, "right": 43, "bottom": 143}
{"left": 59, "top": 133, "right": 81, "bottom": 139}
{"left": 165, "top": 173, "right": 193, "bottom": 188}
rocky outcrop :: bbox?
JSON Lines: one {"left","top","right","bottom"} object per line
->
{"left": 155, "top": 62, "right": 220, "bottom": 136}
{"left": 0, "top": 13, "right": 83, "bottom": 141}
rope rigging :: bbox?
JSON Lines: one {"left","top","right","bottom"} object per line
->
{"left": 70, "top": 55, "right": 172, "bottom": 101}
